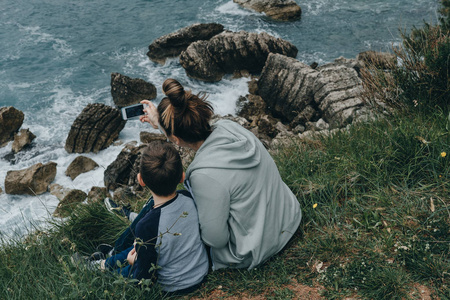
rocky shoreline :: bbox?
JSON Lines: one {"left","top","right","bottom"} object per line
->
{"left": 0, "top": 22, "right": 395, "bottom": 218}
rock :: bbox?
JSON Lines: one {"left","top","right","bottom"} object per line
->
{"left": 180, "top": 31, "right": 298, "bottom": 82}
{"left": 65, "top": 103, "right": 126, "bottom": 153}
{"left": 104, "top": 143, "right": 147, "bottom": 191}
{"left": 11, "top": 129, "right": 36, "bottom": 153}
{"left": 0, "top": 106, "right": 25, "bottom": 147}
{"left": 234, "top": 0, "right": 301, "bottom": 21}
{"left": 110, "top": 73, "right": 157, "bottom": 108}
{"left": 357, "top": 50, "right": 396, "bottom": 70}
{"left": 112, "top": 186, "right": 135, "bottom": 203}
{"left": 87, "top": 186, "right": 110, "bottom": 204}
{"left": 313, "top": 65, "right": 365, "bottom": 128}
{"left": 53, "top": 189, "right": 87, "bottom": 218}
{"left": 237, "top": 94, "right": 268, "bottom": 125}
{"left": 147, "top": 23, "right": 225, "bottom": 64}
{"left": 258, "top": 53, "right": 319, "bottom": 125}
{"left": 305, "top": 118, "right": 330, "bottom": 131}
{"left": 65, "top": 156, "right": 99, "bottom": 180}
{"left": 0, "top": 187, "right": 3, "bottom": 194}
{"left": 5, "top": 162, "right": 57, "bottom": 195}
{"left": 140, "top": 132, "right": 167, "bottom": 144}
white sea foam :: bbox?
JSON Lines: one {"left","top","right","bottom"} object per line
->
{"left": 215, "top": 1, "right": 260, "bottom": 17}
{"left": 18, "top": 25, "right": 74, "bottom": 57}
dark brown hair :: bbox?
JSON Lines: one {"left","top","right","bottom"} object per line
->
{"left": 158, "top": 78, "right": 214, "bottom": 143}
{"left": 139, "top": 140, "right": 182, "bottom": 196}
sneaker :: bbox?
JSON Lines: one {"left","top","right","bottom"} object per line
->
{"left": 71, "top": 252, "right": 101, "bottom": 271}
{"left": 104, "top": 198, "right": 132, "bottom": 219}
{"left": 96, "top": 243, "right": 114, "bottom": 256}
{"left": 89, "top": 251, "right": 106, "bottom": 261}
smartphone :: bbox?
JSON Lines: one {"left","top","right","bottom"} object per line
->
{"left": 121, "top": 103, "right": 146, "bottom": 120}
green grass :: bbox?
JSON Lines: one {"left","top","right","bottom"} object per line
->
{"left": 1, "top": 110, "right": 448, "bottom": 300}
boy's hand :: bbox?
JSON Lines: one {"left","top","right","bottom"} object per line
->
{"left": 140, "top": 100, "right": 159, "bottom": 129}
{"left": 127, "top": 247, "right": 137, "bottom": 266}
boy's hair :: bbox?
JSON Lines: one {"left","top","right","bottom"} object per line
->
{"left": 139, "top": 140, "right": 183, "bottom": 196}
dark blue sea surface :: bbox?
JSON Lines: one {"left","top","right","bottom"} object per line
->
{"left": 0, "top": 0, "right": 440, "bottom": 236}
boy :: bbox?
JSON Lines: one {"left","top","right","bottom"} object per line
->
{"left": 76, "top": 141, "right": 209, "bottom": 294}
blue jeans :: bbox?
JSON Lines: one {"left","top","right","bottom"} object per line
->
{"left": 105, "top": 246, "right": 134, "bottom": 278}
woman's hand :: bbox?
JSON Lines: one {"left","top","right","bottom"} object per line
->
{"left": 139, "top": 100, "right": 159, "bottom": 129}
{"left": 127, "top": 246, "right": 137, "bottom": 266}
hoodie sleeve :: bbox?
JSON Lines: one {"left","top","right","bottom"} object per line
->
{"left": 189, "top": 172, "right": 230, "bottom": 248}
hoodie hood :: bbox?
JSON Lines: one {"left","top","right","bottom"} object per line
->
{"left": 186, "top": 120, "right": 261, "bottom": 177}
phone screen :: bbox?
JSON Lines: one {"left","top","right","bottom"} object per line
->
{"left": 125, "top": 104, "right": 144, "bottom": 119}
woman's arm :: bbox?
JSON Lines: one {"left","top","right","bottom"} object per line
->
{"left": 190, "top": 173, "right": 230, "bottom": 248}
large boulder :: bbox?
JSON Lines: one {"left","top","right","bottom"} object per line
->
{"left": 147, "top": 23, "right": 225, "bottom": 64}
{"left": 65, "top": 103, "right": 126, "bottom": 153}
{"left": 258, "top": 53, "right": 319, "bottom": 125}
{"left": 104, "top": 143, "right": 147, "bottom": 191}
{"left": 258, "top": 53, "right": 369, "bottom": 129}
{"left": 110, "top": 73, "right": 157, "bottom": 108}
{"left": 5, "top": 162, "right": 57, "bottom": 195}
{"left": 180, "top": 31, "right": 298, "bottom": 82}
{"left": 0, "top": 107, "right": 25, "bottom": 147}
{"left": 234, "top": 0, "right": 301, "bottom": 21}
{"left": 313, "top": 64, "right": 366, "bottom": 128}
{"left": 12, "top": 129, "right": 36, "bottom": 153}
{"left": 65, "top": 155, "right": 99, "bottom": 180}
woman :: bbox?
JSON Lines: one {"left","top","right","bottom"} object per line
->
{"left": 140, "top": 79, "right": 301, "bottom": 270}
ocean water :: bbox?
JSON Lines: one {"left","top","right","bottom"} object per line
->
{"left": 0, "top": 0, "right": 439, "bottom": 238}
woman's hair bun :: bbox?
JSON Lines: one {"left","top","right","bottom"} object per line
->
{"left": 162, "top": 78, "right": 187, "bottom": 109}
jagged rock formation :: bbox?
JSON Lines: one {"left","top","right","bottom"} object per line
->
{"left": 313, "top": 64, "right": 366, "bottom": 128}
{"left": 147, "top": 23, "right": 225, "bottom": 64}
{"left": 12, "top": 129, "right": 36, "bottom": 153}
{"left": 5, "top": 162, "right": 57, "bottom": 195}
{"left": 104, "top": 143, "right": 146, "bottom": 191}
{"left": 234, "top": 0, "right": 301, "bottom": 21}
{"left": 180, "top": 31, "right": 298, "bottom": 82}
{"left": 0, "top": 106, "right": 24, "bottom": 147}
{"left": 65, "top": 156, "right": 99, "bottom": 180}
{"left": 110, "top": 73, "right": 157, "bottom": 108}
{"left": 258, "top": 53, "right": 368, "bottom": 129}
{"left": 258, "top": 53, "right": 318, "bottom": 125}
{"left": 65, "top": 103, "right": 126, "bottom": 153}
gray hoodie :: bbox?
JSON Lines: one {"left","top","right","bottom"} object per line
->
{"left": 185, "top": 120, "right": 302, "bottom": 270}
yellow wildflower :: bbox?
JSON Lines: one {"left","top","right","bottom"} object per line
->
{"left": 441, "top": 152, "right": 447, "bottom": 158}
{"left": 313, "top": 203, "right": 318, "bottom": 209}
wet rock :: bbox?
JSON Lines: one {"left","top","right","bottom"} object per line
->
{"left": 104, "top": 143, "right": 147, "bottom": 191}
{"left": 110, "top": 73, "right": 157, "bottom": 108}
{"left": 53, "top": 189, "right": 87, "bottom": 218}
{"left": 65, "top": 103, "right": 126, "bottom": 153}
{"left": 0, "top": 106, "right": 24, "bottom": 147}
{"left": 234, "top": 0, "right": 301, "bottom": 21}
{"left": 258, "top": 53, "right": 319, "bottom": 125}
{"left": 65, "top": 156, "right": 99, "bottom": 180}
{"left": 147, "top": 23, "right": 225, "bottom": 64}
{"left": 5, "top": 162, "right": 57, "bottom": 195}
{"left": 87, "top": 186, "right": 111, "bottom": 204}
{"left": 12, "top": 128, "right": 36, "bottom": 153}
{"left": 180, "top": 31, "right": 298, "bottom": 82}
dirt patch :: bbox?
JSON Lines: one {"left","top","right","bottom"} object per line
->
{"left": 409, "top": 283, "right": 435, "bottom": 300}
{"left": 190, "top": 279, "right": 325, "bottom": 300}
